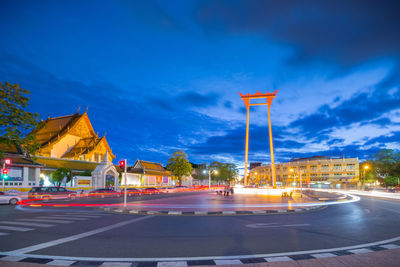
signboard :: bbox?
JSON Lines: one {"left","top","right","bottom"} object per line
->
{"left": 78, "top": 180, "right": 91, "bottom": 185}
{"left": 9, "top": 167, "right": 23, "bottom": 181}
{"left": 148, "top": 176, "right": 156, "bottom": 184}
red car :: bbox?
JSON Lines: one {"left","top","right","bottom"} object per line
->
{"left": 142, "top": 187, "right": 161, "bottom": 195}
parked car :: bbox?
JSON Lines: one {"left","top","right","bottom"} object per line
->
{"left": 142, "top": 187, "right": 161, "bottom": 195}
{"left": 28, "top": 187, "right": 77, "bottom": 200}
{"left": 0, "top": 192, "right": 22, "bottom": 205}
{"left": 125, "top": 188, "right": 142, "bottom": 197}
{"left": 87, "top": 188, "right": 121, "bottom": 198}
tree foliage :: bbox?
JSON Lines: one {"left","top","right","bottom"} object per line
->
{"left": 50, "top": 168, "right": 72, "bottom": 186}
{"left": 209, "top": 161, "right": 238, "bottom": 184}
{"left": 0, "top": 82, "right": 40, "bottom": 156}
{"left": 167, "top": 150, "right": 193, "bottom": 186}
{"left": 371, "top": 149, "right": 400, "bottom": 179}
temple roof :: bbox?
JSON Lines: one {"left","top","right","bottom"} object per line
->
{"left": 32, "top": 112, "right": 88, "bottom": 146}
{"left": 130, "top": 160, "right": 172, "bottom": 176}
{"left": 61, "top": 137, "right": 101, "bottom": 158}
{"left": 0, "top": 138, "right": 42, "bottom": 167}
{"left": 30, "top": 111, "right": 115, "bottom": 159}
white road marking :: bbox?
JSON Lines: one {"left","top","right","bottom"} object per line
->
{"left": 283, "top": 224, "right": 311, "bottom": 227}
{"left": 101, "top": 262, "right": 135, "bottom": 267}
{"left": 38, "top": 216, "right": 88, "bottom": 221}
{"left": 245, "top": 223, "right": 310, "bottom": 228}
{"left": 348, "top": 248, "right": 373, "bottom": 254}
{"left": 47, "top": 259, "right": 76, "bottom": 266}
{"left": 63, "top": 215, "right": 102, "bottom": 218}
{"left": 8, "top": 216, "right": 155, "bottom": 254}
{"left": 0, "top": 232, "right": 8, "bottom": 236}
{"left": 18, "top": 219, "right": 73, "bottom": 224}
{"left": 214, "top": 259, "right": 242, "bottom": 265}
{"left": 0, "top": 221, "right": 54, "bottom": 227}
{"left": 265, "top": 256, "right": 294, "bottom": 262}
{"left": 5, "top": 235, "right": 400, "bottom": 262}
{"left": 0, "top": 225, "right": 34, "bottom": 231}
{"left": 157, "top": 261, "right": 188, "bottom": 267}
{"left": 311, "top": 253, "right": 337, "bottom": 258}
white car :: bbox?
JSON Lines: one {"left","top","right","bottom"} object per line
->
{"left": 0, "top": 192, "right": 22, "bottom": 205}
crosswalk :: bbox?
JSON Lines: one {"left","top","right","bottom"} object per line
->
{"left": 0, "top": 212, "right": 111, "bottom": 236}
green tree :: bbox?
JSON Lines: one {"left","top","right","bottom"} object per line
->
{"left": 383, "top": 176, "right": 399, "bottom": 187}
{"left": 167, "top": 150, "right": 193, "bottom": 186}
{"left": 50, "top": 168, "right": 72, "bottom": 186}
{"left": 0, "top": 82, "right": 40, "bottom": 156}
{"left": 371, "top": 149, "right": 400, "bottom": 179}
{"left": 209, "top": 161, "right": 238, "bottom": 184}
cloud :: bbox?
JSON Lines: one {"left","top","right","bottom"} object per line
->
{"left": 195, "top": 0, "right": 400, "bottom": 66}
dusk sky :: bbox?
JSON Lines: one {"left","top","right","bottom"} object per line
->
{"left": 1, "top": 0, "right": 399, "bottom": 168}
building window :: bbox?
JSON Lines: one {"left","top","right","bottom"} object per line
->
{"left": 347, "top": 173, "right": 355, "bottom": 176}
{"left": 346, "top": 164, "right": 355, "bottom": 170}
{"left": 321, "top": 165, "right": 329, "bottom": 170}
{"left": 28, "top": 168, "right": 36, "bottom": 181}
{"left": 310, "top": 165, "right": 317, "bottom": 171}
{"left": 333, "top": 164, "right": 342, "bottom": 170}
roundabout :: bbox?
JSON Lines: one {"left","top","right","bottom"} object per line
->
{"left": 0, "top": 190, "right": 399, "bottom": 266}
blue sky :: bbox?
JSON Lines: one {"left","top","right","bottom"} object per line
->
{"left": 1, "top": 0, "right": 399, "bottom": 168}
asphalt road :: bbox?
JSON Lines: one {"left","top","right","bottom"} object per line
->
{"left": 0, "top": 193, "right": 399, "bottom": 259}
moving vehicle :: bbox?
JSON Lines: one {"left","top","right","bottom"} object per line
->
{"left": 87, "top": 188, "right": 120, "bottom": 198}
{"left": 142, "top": 187, "right": 161, "bottom": 195}
{"left": 125, "top": 188, "right": 142, "bottom": 196}
{"left": 0, "top": 192, "right": 22, "bottom": 205}
{"left": 28, "top": 187, "right": 77, "bottom": 200}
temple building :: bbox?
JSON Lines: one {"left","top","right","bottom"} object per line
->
{"left": 30, "top": 110, "right": 116, "bottom": 181}
{"left": 123, "top": 160, "right": 173, "bottom": 187}
{"left": 0, "top": 138, "right": 42, "bottom": 189}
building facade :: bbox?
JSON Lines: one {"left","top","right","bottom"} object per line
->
{"left": 0, "top": 139, "right": 42, "bottom": 189}
{"left": 124, "top": 160, "right": 173, "bottom": 187}
{"left": 30, "top": 110, "right": 116, "bottom": 183}
{"left": 249, "top": 156, "right": 360, "bottom": 189}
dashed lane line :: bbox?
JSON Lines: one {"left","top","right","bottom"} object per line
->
{"left": 18, "top": 219, "right": 73, "bottom": 224}
{"left": 37, "top": 216, "right": 88, "bottom": 221}
{"left": 0, "top": 225, "right": 34, "bottom": 232}
{"left": 0, "top": 221, "right": 54, "bottom": 228}
{"left": 7, "top": 215, "right": 155, "bottom": 254}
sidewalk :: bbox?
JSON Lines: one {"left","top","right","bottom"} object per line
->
{"left": 1, "top": 248, "right": 399, "bottom": 266}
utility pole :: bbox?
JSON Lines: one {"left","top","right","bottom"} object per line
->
{"left": 124, "top": 159, "right": 127, "bottom": 207}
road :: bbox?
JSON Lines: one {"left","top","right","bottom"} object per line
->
{"left": 0, "top": 193, "right": 399, "bottom": 262}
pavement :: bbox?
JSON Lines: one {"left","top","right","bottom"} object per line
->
{"left": 0, "top": 192, "right": 399, "bottom": 265}
{"left": 100, "top": 192, "right": 326, "bottom": 215}
{"left": 0, "top": 248, "right": 400, "bottom": 266}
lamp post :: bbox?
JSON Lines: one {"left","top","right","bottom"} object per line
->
{"left": 203, "top": 169, "right": 218, "bottom": 191}
{"left": 362, "top": 165, "right": 369, "bottom": 190}
{"left": 290, "top": 168, "right": 303, "bottom": 198}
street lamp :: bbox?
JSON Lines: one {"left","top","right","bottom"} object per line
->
{"left": 203, "top": 169, "right": 218, "bottom": 190}
{"left": 362, "top": 164, "right": 369, "bottom": 190}
{"left": 290, "top": 168, "right": 303, "bottom": 198}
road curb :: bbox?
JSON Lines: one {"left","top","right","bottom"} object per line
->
{"left": 99, "top": 205, "right": 325, "bottom": 216}
{"left": 1, "top": 240, "right": 399, "bottom": 266}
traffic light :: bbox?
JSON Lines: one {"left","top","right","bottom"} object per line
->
{"left": 2, "top": 169, "right": 8, "bottom": 179}
{"left": 119, "top": 160, "right": 125, "bottom": 168}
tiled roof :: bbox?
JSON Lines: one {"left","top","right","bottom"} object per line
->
{"left": 35, "top": 156, "right": 99, "bottom": 171}
{"left": 61, "top": 137, "right": 100, "bottom": 158}
{"left": 130, "top": 160, "right": 172, "bottom": 176}
{"left": 33, "top": 113, "right": 82, "bottom": 146}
